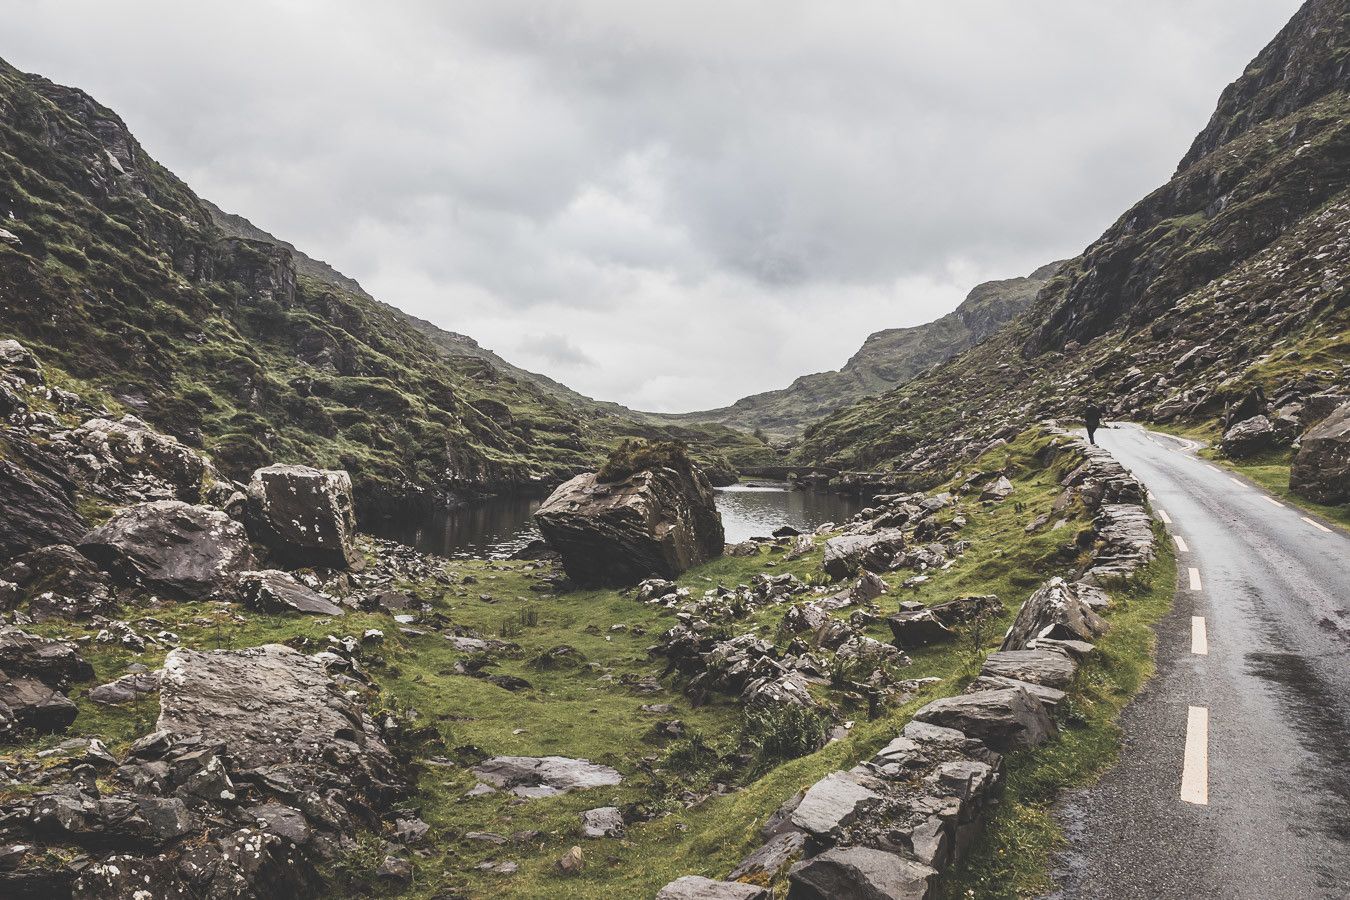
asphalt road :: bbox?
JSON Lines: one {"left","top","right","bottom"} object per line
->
{"left": 1049, "top": 423, "right": 1350, "bottom": 900}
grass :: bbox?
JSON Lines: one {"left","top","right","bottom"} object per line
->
{"left": 0, "top": 428, "right": 1175, "bottom": 898}
{"left": 1214, "top": 449, "right": 1350, "bottom": 529}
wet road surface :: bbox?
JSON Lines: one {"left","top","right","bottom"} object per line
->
{"left": 1050, "top": 423, "right": 1350, "bottom": 900}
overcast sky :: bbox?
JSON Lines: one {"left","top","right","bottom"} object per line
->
{"left": 3, "top": 1, "right": 1301, "bottom": 411}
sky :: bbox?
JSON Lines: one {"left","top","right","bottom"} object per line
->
{"left": 2, "top": 1, "right": 1303, "bottom": 412}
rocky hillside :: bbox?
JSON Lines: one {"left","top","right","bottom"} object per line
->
{"left": 0, "top": 57, "right": 769, "bottom": 511}
{"left": 795, "top": 0, "right": 1350, "bottom": 484}
{"left": 661, "top": 263, "right": 1059, "bottom": 441}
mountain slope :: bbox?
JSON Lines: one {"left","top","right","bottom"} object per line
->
{"left": 0, "top": 57, "right": 770, "bottom": 511}
{"left": 796, "top": 0, "right": 1350, "bottom": 478}
{"left": 661, "top": 263, "right": 1059, "bottom": 440}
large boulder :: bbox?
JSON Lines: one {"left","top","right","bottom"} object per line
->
{"left": 1220, "top": 414, "right": 1277, "bottom": 458}
{"left": 1001, "top": 577, "right": 1108, "bottom": 650}
{"left": 0, "top": 627, "right": 92, "bottom": 738}
{"left": 157, "top": 644, "right": 405, "bottom": 813}
{"left": 78, "top": 500, "right": 254, "bottom": 599}
{"left": 534, "top": 464, "right": 724, "bottom": 587}
{"left": 1, "top": 543, "right": 116, "bottom": 620}
{"left": 470, "top": 756, "right": 623, "bottom": 798}
{"left": 0, "top": 437, "right": 85, "bottom": 563}
{"left": 246, "top": 465, "right": 362, "bottom": 570}
{"left": 1291, "top": 401, "right": 1350, "bottom": 505}
{"left": 912, "top": 687, "right": 1055, "bottom": 752}
{"left": 787, "top": 846, "right": 935, "bottom": 900}
{"left": 822, "top": 529, "right": 905, "bottom": 581}
{"left": 980, "top": 649, "right": 1077, "bottom": 689}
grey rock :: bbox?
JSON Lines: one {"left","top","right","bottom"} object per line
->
{"left": 658, "top": 875, "right": 771, "bottom": 899}
{"left": 0, "top": 625, "right": 94, "bottom": 685}
{"left": 912, "top": 687, "right": 1056, "bottom": 752}
{"left": 470, "top": 756, "right": 622, "bottom": 798}
{"left": 789, "top": 771, "right": 883, "bottom": 838}
{"left": 71, "top": 416, "right": 212, "bottom": 502}
{"left": 79, "top": 500, "right": 254, "bottom": 599}
{"left": 0, "top": 674, "right": 78, "bottom": 736}
{"left": 88, "top": 671, "right": 161, "bottom": 705}
{"left": 980, "top": 475, "right": 1015, "bottom": 501}
{"left": 1291, "top": 400, "right": 1350, "bottom": 504}
{"left": 887, "top": 609, "right": 956, "bottom": 649}
{"left": 580, "top": 806, "right": 624, "bottom": 838}
{"left": 535, "top": 463, "right": 724, "bottom": 587}
{"left": 968, "top": 675, "right": 1067, "bottom": 711}
{"left": 1220, "top": 414, "right": 1277, "bottom": 458}
{"left": 246, "top": 464, "right": 362, "bottom": 570}
{"left": 729, "top": 830, "right": 807, "bottom": 882}
{"left": 1001, "top": 578, "right": 1108, "bottom": 651}
{"left": 788, "top": 846, "right": 936, "bottom": 900}
{"left": 981, "top": 649, "right": 1077, "bottom": 689}
{"left": 822, "top": 529, "right": 905, "bottom": 580}
{"left": 235, "top": 569, "right": 344, "bottom": 616}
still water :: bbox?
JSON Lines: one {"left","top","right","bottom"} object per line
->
{"left": 366, "top": 482, "right": 864, "bottom": 559}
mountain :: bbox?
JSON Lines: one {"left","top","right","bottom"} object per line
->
{"left": 0, "top": 58, "right": 769, "bottom": 511}
{"left": 660, "top": 263, "right": 1060, "bottom": 441}
{"left": 795, "top": 0, "right": 1350, "bottom": 477}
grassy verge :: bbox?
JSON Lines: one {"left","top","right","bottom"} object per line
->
{"left": 938, "top": 539, "right": 1176, "bottom": 898}
{"left": 1211, "top": 449, "right": 1350, "bottom": 529}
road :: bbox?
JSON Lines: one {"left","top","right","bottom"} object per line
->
{"left": 1050, "top": 423, "right": 1350, "bottom": 900}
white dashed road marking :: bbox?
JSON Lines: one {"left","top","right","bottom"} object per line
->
{"left": 1262, "top": 495, "right": 1284, "bottom": 508}
{"left": 1158, "top": 509, "right": 1173, "bottom": 524}
{"left": 1228, "top": 477, "right": 1245, "bottom": 488}
{"left": 1174, "top": 535, "right": 1189, "bottom": 553}
{"left": 1188, "top": 568, "right": 1203, "bottom": 591}
{"left": 1301, "top": 516, "right": 1332, "bottom": 533}
{"left": 1147, "top": 490, "right": 1156, "bottom": 501}
{"left": 1191, "top": 616, "right": 1208, "bottom": 656}
{"left": 1181, "top": 706, "right": 1210, "bottom": 805}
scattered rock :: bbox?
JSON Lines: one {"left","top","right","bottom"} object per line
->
{"left": 980, "top": 649, "right": 1077, "bottom": 689}
{"left": 822, "top": 529, "right": 905, "bottom": 581}
{"left": 88, "top": 671, "right": 160, "bottom": 705}
{"left": 980, "top": 475, "right": 1015, "bottom": 501}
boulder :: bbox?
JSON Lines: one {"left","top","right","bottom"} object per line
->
{"left": 235, "top": 569, "right": 344, "bottom": 616}
{"left": 790, "top": 771, "right": 883, "bottom": 838}
{"left": 0, "top": 674, "right": 79, "bottom": 736}
{"left": 888, "top": 610, "right": 956, "bottom": 650}
{"left": 88, "top": 672, "right": 161, "bottom": 705}
{"left": 979, "top": 475, "right": 1014, "bottom": 502}
{"left": 1290, "top": 401, "right": 1350, "bottom": 505}
{"left": 0, "top": 439, "right": 85, "bottom": 563}
{"left": 0, "top": 544, "right": 115, "bottom": 621}
{"left": 0, "top": 626, "right": 94, "bottom": 686}
{"left": 787, "top": 846, "right": 935, "bottom": 900}
{"left": 78, "top": 501, "right": 254, "bottom": 599}
{"left": 658, "top": 875, "right": 771, "bottom": 899}
{"left": 469, "top": 756, "right": 622, "bottom": 799}
{"left": 822, "top": 529, "right": 905, "bottom": 581}
{"left": 729, "top": 830, "right": 808, "bottom": 883}
{"left": 980, "top": 649, "right": 1077, "bottom": 689}
{"left": 1001, "top": 578, "right": 1108, "bottom": 650}
{"left": 0, "top": 339, "right": 42, "bottom": 381}
{"left": 535, "top": 465, "right": 724, "bottom": 587}
{"left": 912, "top": 687, "right": 1055, "bottom": 752}
{"left": 1220, "top": 415, "right": 1276, "bottom": 458}
{"left": 246, "top": 465, "right": 362, "bottom": 570}
{"left": 580, "top": 806, "right": 624, "bottom": 838}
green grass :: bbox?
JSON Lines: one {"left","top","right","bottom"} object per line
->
{"left": 1215, "top": 449, "right": 1350, "bottom": 529}
{"left": 0, "top": 428, "right": 1175, "bottom": 899}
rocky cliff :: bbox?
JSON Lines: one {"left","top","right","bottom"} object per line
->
{"left": 796, "top": 0, "right": 1349, "bottom": 479}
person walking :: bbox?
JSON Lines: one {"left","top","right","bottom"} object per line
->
{"left": 1084, "top": 401, "right": 1105, "bottom": 445}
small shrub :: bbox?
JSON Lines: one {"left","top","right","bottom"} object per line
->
{"left": 740, "top": 703, "right": 832, "bottom": 770}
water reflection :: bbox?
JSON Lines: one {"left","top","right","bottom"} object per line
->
{"left": 364, "top": 481, "right": 863, "bottom": 558}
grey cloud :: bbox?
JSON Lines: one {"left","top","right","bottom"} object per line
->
{"left": 0, "top": 0, "right": 1304, "bottom": 410}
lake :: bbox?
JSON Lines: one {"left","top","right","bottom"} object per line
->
{"left": 365, "top": 481, "right": 864, "bottom": 559}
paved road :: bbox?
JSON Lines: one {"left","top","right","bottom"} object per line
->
{"left": 1050, "top": 423, "right": 1350, "bottom": 900}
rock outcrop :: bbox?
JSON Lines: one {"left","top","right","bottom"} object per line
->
{"left": 246, "top": 465, "right": 363, "bottom": 570}
{"left": 535, "top": 463, "right": 724, "bottom": 586}
{"left": 1290, "top": 401, "right": 1350, "bottom": 504}
{"left": 78, "top": 500, "right": 254, "bottom": 599}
